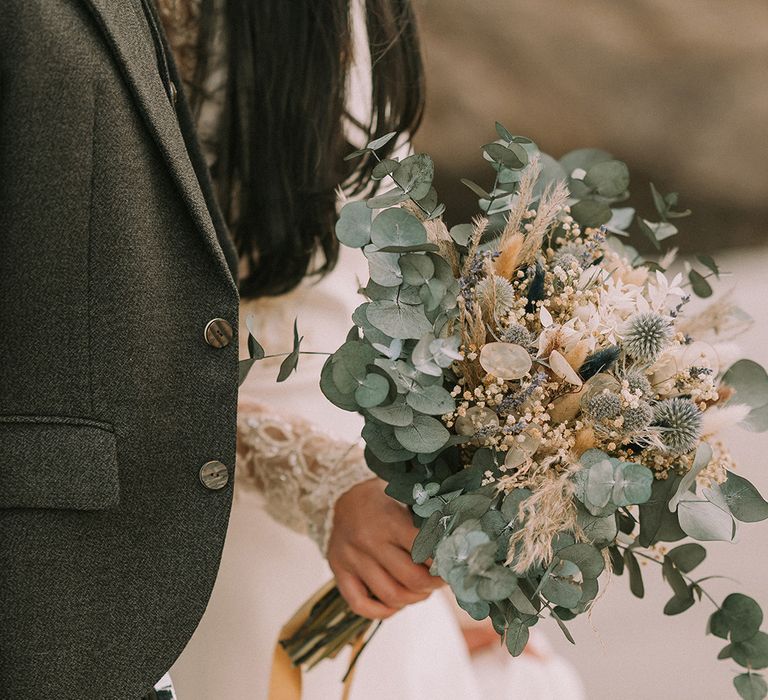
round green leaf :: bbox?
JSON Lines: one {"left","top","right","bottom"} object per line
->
{"left": 355, "top": 372, "right": 390, "bottom": 408}
{"left": 392, "top": 153, "right": 434, "bottom": 199}
{"left": 400, "top": 253, "right": 435, "bottom": 285}
{"left": 483, "top": 142, "right": 527, "bottom": 170}
{"left": 319, "top": 357, "right": 358, "bottom": 411}
{"left": 732, "top": 632, "right": 768, "bottom": 670}
{"left": 721, "top": 471, "right": 768, "bottom": 523}
{"left": 557, "top": 543, "right": 605, "bottom": 579}
{"left": 371, "top": 208, "right": 428, "bottom": 250}
{"left": 364, "top": 245, "right": 402, "bottom": 287}
{"left": 560, "top": 148, "right": 613, "bottom": 174}
{"left": 678, "top": 496, "right": 735, "bottom": 542}
{"left": 335, "top": 201, "right": 372, "bottom": 248}
{"left": 722, "top": 594, "right": 764, "bottom": 643}
{"left": 571, "top": 199, "right": 612, "bottom": 228}
{"left": 584, "top": 160, "right": 630, "bottom": 197}
{"left": 405, "top": 384, "right": 456, "bottom": 415}
{"left": 734, "top": 672, "right": 768, "bottom": 700}
{"left": 362, "top": 421, "right": 415, "bottom": 463}
{"left": 366, "top": 300, "right": 433, "bottom": 340}
{"left": 367, "top": 398, "right": 414, "bottom": 427}
{"left": 394, "top": 414, "right": 450, "bottom": 453}
{"left": 477, "top": 568, "right": 518, "bottom": 601}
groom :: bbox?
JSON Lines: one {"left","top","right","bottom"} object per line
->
{"left": 1, "top": 1, "right": 439, "bottom": 698}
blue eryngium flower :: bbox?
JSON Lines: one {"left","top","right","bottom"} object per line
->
{"left": 653, "top": 397, "right": 702, "bottom": 454}
{"left": 623, "top": 312, "right": 672, "bottom": 363}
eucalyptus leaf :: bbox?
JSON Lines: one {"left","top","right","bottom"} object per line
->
{"left": 509, "top": 587, "right": 540, "bottom": 617}
{"left": 689, "top": 269, "right": 713, "bottom": 298}
{"left": 505, "top": 617, "right": 530, "bottom": 657}
{"left": 245, "top": 315, "right": 266, "bottom": 360}
{"left": 371, "top": 158, "right": 399, "bottom": 180}
{"left": 367, "top": 398, "right": 414, "bottom": 427}
{"left": 392, "top": 153, "right": 434, "bottom": 200}
{"left": 276, "top": 320, "right": 302, "bottom": 382}
{"left": 720, "top": 594, "right": 764, "bottom": 643}
{"left": 450, "top": 223, "right": 474, "bottom": 246}
{"left": 406, "top": 384, "right": 456, "bottom": 415}
{"left": 734, "top": 673, "right": 768, "bottom": 700}
{"left": 483, "top": 142, "right": 527, "bottom": 170}
{"left": 722, "top": 360, "right": 768, "bottom": 432}
{"left": 584, "top": 160, "right": 630, "bottom": 197}
{"left": 457, "top": 598, "right": 491, "bottom": 621}
{"left": 678, "top": 496, "right": 736, "bottom": 542}
{"left": 721, "top": 471, "right": 768, "bottom": 523}
{"left": 551, "top": 609, "right": 576, "bottom": 644}
{"left": 666, "top": 543, "right": 706, "bottom": 573}
{"left": 238, "top": 357, "right": 257, "bottom": 387}
{"left": 394, "top": 414, "right": 450, "bottom": 453}
{"left": 732, "top": 632, "right": 768, "bottom": 670}
{"left": 366, "top": 131, "right": 397, "bottom": 151}
{"left": 541, "top": 570, "right": 582, "bottom": 609}
{"left": 366, "top": 188, "right": 409, "bottom": 209}
{"left": 400, "top": 253, "right": 435, "bottom": 285}
{"left": 669, "top": 442, "right": 713, "bottom": 511}
{"left": 362, "top": 421, "right": 415, "bottom": 463}
{"left": 366, "top": 300, "right": 433, "bottom": 340}
{"left": 461, "top": 178, "right": 491, "bottom": 200}
{"left": 662, "top": 556, "right": 691, "bottom": 600}
{"left": 577, "top": 506, "right": 618, "bottom": 545}
{"left": 558, "top": 543, "right": 605, "bottom": 579}
{"left": 364, "top": 245, "right": 402, "bottom": 287}
{"left": 370, "top": 208, "right": 429, "bottom": 250}
{"left": 571, "top": 199, "right": 612, "bottom": 229}
{"left": 663, "top": 594, "right": 695, "bottom": 616}
{"left": 624, "top": 549, "right": 644, "bottom": 598}
{"left": 319, "top": 357, "right": 358, "bottom": 411}
{"left": 354, "top": 372, "right": 391, "bottom": 408}
{"left": 335, "top": 201, "right": 372, "bottom": 248}
{"left": 560, "top": 148, "right": 613, "bottom": 174}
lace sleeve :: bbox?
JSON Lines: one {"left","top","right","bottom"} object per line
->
{"left": 235, "top": 403, "right": 374, "bottom": 555}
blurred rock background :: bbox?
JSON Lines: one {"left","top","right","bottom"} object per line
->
{"left": 413, "top": 2, "right": 768, "bottom": 698}
{"left": 414, "top": 0, "right": 768, "bottom": 252}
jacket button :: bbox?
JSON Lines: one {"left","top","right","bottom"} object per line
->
{"left": 204, "top": 318, "right": 233, "bottom": 348}
{"left": 199, "top": 460, "right": 229, "bottom": 490}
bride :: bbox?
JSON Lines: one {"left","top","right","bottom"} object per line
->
{"left": 157, "top": 0, "right": 585, "bottom": 697}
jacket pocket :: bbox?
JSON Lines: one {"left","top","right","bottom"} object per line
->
{"left": 0, "top": 415, "right": 119, "bottom": 510}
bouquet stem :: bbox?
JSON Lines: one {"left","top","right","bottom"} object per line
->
{"left": 280, "top": 583, "right": 381, "bottom": 676}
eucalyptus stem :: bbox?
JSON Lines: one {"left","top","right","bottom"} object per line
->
{"left": 617, "top": 544, "right": 722, "bottom": 610}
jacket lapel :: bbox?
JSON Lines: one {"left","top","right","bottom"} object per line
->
{"left": 80, "top": 0, "right": 238, "bottom": 293}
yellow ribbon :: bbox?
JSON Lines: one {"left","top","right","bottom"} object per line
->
{"left": 268, "top": 580, "right": 365, "bottom": 700}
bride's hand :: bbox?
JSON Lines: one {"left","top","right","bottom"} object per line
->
{"left": 327, "top": 478, "right": 444, "bottom": 619}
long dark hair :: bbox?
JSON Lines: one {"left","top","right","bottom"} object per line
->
{"left": 191, "top": 0, "right": 425, "bottom": 299}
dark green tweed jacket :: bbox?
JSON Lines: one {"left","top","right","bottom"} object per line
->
{"left": 0, "top": 1, "right": 241, "bottom": 697}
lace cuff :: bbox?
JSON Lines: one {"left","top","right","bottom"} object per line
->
{"left": 235, "top": 407, "right": 374, "bottom": 554}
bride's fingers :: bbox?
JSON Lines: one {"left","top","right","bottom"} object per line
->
{"left": 335, "top": 569, "right": 398, "bottom": 620}
{"left": 357, "top": 555, "right": 429, "bottom": 610}
{"left": 379, "top": 545, "right": 442, "bottom": 594}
